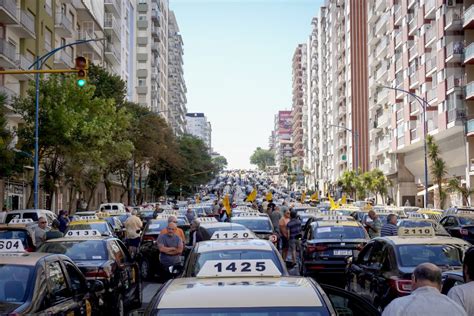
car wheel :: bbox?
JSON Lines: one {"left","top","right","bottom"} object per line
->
{"left": 112, "top": 294, "right": 124, "bottom": 316}
{"left": 140, "top": 259, "right": 151, "bottom": 280}
{"left": 130, "top": 280, "right": 143, "bottom": 309}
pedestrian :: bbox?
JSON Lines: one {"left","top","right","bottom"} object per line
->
{"left": 270, "top": 205, "right": 282, "bottom": 234}
{"left": 266, "top": 200, "right": 276, "bottom": 216}
{"left": 185, "top": 208, "right": 195, "bottom": 223}
{"left": 34, "top": 217, "right": 48, "bottom": 248}
{"left": 448, "top": 247, "right": 474, "bottom": 315}
{"left": 278, "top": 209, "right": 291, "bottom": 260}
{"left": 157, "top": 222, "right": 184, "bottom": 282}
{"left": 382, "top": 263, "right": 467, "bottom": 316}
{"left": 286, "top": 210, "right": 302, "bottom": 266}
{"left": 381, "top": 214, "right": 398, "bottom": 237}
{"left": 262, "top": 199, "right": 269, "bottom": 214}
{"left": 187, "top": 219, "right": 203, "bottom": 247}
{"left": 160, "top": 216, "right": 186, "bottom": 242}
{"left": 124, "top": 210, "right": 143, "bottom": 257}
{"left": 365, "top": 210, "right": 382, "bottom": 238}
{"left": 280, "top": 201, "right": 289, "bottom": 216}
{"left": 45, "top": 219, "right": 64, "bottom": 240}
{"left": 58, "top": 210, "right": 70, "bottom": 233}
{"left": 212, "top": 200, "right": 220, "bottom": 217}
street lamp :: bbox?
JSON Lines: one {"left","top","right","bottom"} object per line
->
{"left": 28, "top": 38, "right": 105, "bottom": 209}
{"left": 329, "top": 124, "right": 359, "bottom": 173}
{"left": 377, "top": 85, "right": 429, "bottom": 208}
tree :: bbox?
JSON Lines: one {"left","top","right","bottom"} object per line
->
{"left": 426, "top": 135, "right": 448, "bottom": 208}
{"left": 338, "top": 170, "right": 357, "bottom": 199}
{"left": 212, "top": 156, "right": 228, "bottom": 172}
{"left": 447, "top": 178, "right": 474, "bottom": 206}
{"left": 250, "top": 147, "right": 275, "bottom": 170}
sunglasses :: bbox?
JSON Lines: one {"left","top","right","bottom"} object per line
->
{"left": 39, "top": 221, "right": 47, "bottom": 224}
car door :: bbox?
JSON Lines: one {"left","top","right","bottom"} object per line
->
{"left": 365, "top": 241, "right": 390, "bottom": 308}
{"left": 347, "top": 242, "right": 374, "bottom": 300}
{"left": 441, "top": 216, "right": 458, "bottom": 237}
{"left": 40, "top": 260, "right": 82, "bottom": 315}
{"left": 63, "top": 261, "right": 92, "bottom": 316}
{"left": 300, "top": 219, "right": 314, "bottom": 260}
{"left": 113, "top": 240, "right": 139, "bottom": 302}
{"left": 320, "top": 283, "right": 380, "bottom": 316}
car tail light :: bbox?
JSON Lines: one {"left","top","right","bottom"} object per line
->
{"left": 308, "top": 265, "right": 325, "bottom": 270}
{"left": 143, "top": 235, "right": 156, "bottom": 242}
{"left": 460, "top": 229, "right": 469, "bottom": 236}
{"left": 86, "top": 268, "right": 110, "bottom": 280}
{"left": 25, "top": 247, "right": 35, "bottom": 252}
{"left": 307, "top": 244, "right": 328, "bottom": 253}
{"left": 389, "top": 278, "right": 412, "bottom": 294}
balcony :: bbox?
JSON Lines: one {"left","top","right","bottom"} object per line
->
{"left": 409, "top": 69, "right": 418, "bottom": 88}
{"left": 447, "top": 75, "right": 464, "bottom": 93}
{"left": 377, "top": 88, "right": 389, "bottom": 105}
{"left": 375, "top": 12, "right": 388, "bottom": 34}
{"left": 465, "top": 43, "right": 474, "bottom": 64}
{"left": 136, "top": 86, "right": 148, "bottom": 95}
{"left": 53, "top": 50, "right": 73, "bottom": 68}
{"left": 0, "top": 39, "right": 18, "bottom": 68}
{"left": 14, "top": 54, "right": 33, "bottom": 80}
{"left": 376, "top": 36, "right": 388, "bottom": 58}
{"left": 0, "top": 0, "right": 17, "bottom": 24}
{"left": 395, "top": 55, "right": 403, "bottom": 72}
{"left": 467, "top": 81, "right": 474, "bottom": 100}
{"left": 12, "top": 10, "right": 36, "bottom": 38}
{"left": 424, "top": 0, "right": 436, "bottom": 19}
{"left": 446, "top": 41, "right": 464, "bottom": 63}
{"left": 425, "top": 25, "right": 436, "bottom": 48}
{"left": 466, "top": 119, "right": 474, "bottom": 136}
{"left": 55, "top": 12, "right": 72, "bottom": 37}
{"left": 425, "top": 56, "right": 436, "bottom": 76}
{"left": 394, "top": 31, "right": 402, "bottom": 49}
{"left": 408, "top": 16, "right": 417, "bottom": 35}
{"left": 446, "top": 8, "right": 463, "bottom": 31}
{"left": 427, "top": 88, "right": 437, "bottom": 102}
{"left": 151, "top": 25, "right": 159, "bottom": 39}
{"left": 447, "top": 108, "right": 466, "bottom": 123}
{"left": 394, "top": 5, "right": 402, "bottom": 25}
{"left": 396, "top": 109, "right": 403, "bottom": 121}
{"left": 375, "top": 0, "right": 386, "bottom": 13}
{"left": 104, "top": 0, "right": 121, "bottom": 16}
{"left": 104, "top": 14, "right": 120, "bottom": 39}
{"left": 45, "top": 2, "right": 52, "bottom": 16}
{"left": 376, "top": 62, "right": 388, "bottom": 81}
{"left": 105, "top": 43, "right": 120, "bottom": 65}
{"left": 410, "top": 128, "right": 418, "bottom": 141}
{"left": 409, "top": 44, "right": 418, "bottom": 61}
{"left": 376, "top": 113, "right": 389, "bottom": 128}
{"left": 464, "top": 5, "right": 474, "bottom": 29}
{"left": 0, "top": 85, "right": 17, "bottom": 103}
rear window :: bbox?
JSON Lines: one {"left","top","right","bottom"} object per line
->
{"left": 146, "top": 220, "right": 168, "bottom": 234}
{"left": 397, "top": 244, "right": 467, "bottom": 267}
{"left": 152, "top": 307, "right": 329, "bottom": 316}
{"left": 0, "top": 265, "right": 33, "bottom": 303}
{"left": 231, "top": 219, "right": 272, "bottom": 232}
{"left": 312, "top": 225, "right": 366, "bottom": 239}
{"left": 38, "top": 240, "right": 108, "bottom": 261}
{"left": 459, "top": 217, "right": 474, "bottom": 225}
{"left": 191, "top": 250, "right": 283, "bottom": 277}
{"left": 0, "top": 230, "right": 29, "bottom": 248}
{"left": 67, "top": 223, "right": 109, "bottom": 234}
{"left": 5, "top": 213, "right": 39, "bottom": 223}
{"left": 203, "top": 224, "right": 247, "bottom": 236}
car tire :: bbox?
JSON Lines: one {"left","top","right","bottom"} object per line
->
{"left": 140, "top": 259, "right": 152, "bottom": 280}
{"left": 112, "top": 294, "right": 124, "bottom": 316}
{"left": 130, "top": 280, "right": 143, "bottom": 309}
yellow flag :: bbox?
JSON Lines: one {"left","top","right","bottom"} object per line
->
{"left": 328, "top": 195, "right": 338, "bottom": 210}
{"left": 300, "top": 191, "right": 306, "bottom": 203}
{"left": 266, "top": 192, "right": 273, "bottom": 201}
{"left": 310, "top": 192, "right": 319, "bottom": 201}
{"left": 195, "top": 195, "right": 200, "bottom": 203}
{"left": 246, "top": 188, "right": 257, "bottom": 202}
{"left": 341, "top": 194, "right": 346, "bottom": 205}
{"left": 223, "top": 194, "right": 232, "bottom": 216}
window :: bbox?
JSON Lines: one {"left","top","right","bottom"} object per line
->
{"left": 357, "top": 243, "right": 373, "bottom": 265}
{"left": 64, "top": 263, "right": 86, "bottom": 295}
{"left": 47, "top": 262, "right": 70, "bottom": 302}
{"left": 444, "top": 217, "right": 457, "bottom": 227}
{"left": 44, "top": 28, "right": 52, "bottom": 51}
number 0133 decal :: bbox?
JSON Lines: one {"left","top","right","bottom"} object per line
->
{"left": 197, "top": 259, "right": 282, "bottom": 278}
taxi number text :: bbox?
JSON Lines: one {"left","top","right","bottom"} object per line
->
{"left": 211, "top": 231, "right": 251, "bottom": 239}
{"left": 197, "top": 259, "right": 282, "bottom": 278}
{"left": 9, "top": 218, "right": 34, "bottom": 224}
{"left": 214, "top": 261, "right": 266, "bottom": 273}
{"left": 66, "top": 230, "right": 100, "bottom": 237}
{"left": 0, "top": 239, "right": 24, "bottom": 252}
{"left": 399, "top": 227, "right": 434, "bottom": 237}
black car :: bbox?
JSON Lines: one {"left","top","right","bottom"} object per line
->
{"left": 300, "top": 218, "right": 369, "bottom": 277}
{"left": 440, "top": 214, "right": 474, "bottom": 243}
{"left": 197, "top": 222, "right": 249, "bottom": 241}
{"left": 346, "top": 235, "right": 470, "bottom": 310}
{"left": 0, "top": 252, "right": 102, "bottom": 315}
{"left": 230, "top": 215, "right": 278, "bottom": 243}
{"left": 37, "top": 236, "right": 141, "bottom": 315}
{"left": 441, "top": 269, "right": 464, "bottom": 295}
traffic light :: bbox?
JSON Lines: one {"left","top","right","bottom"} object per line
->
{"left": 75, "top": 56, "right": 88, "bottom": 87}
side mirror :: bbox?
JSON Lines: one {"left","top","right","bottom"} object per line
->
{"left": 169, "top": 264, "right": 183, "bottom": 276}
{"left": 88, "top": 280, "right": 105, "bottom": 293}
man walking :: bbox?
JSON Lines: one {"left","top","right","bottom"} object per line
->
{"left": 448, "top": 247, "right": 474, "bottom": 315}
{"left": 382, "top": 263, "right": 467, "bottom": 316}
{"left": 270, "top": 205, "right": 282, "bottom": 234}
{"left": 157, "top": 222, "right": 183, "bottom": 282}
{"left": 381, "top": 214, "right": 398, "bottom": 237}
{"left": 124, "top": 210, "right": 143, "bottom": 257}
{"left": 286, "top": 210, "right": 302, "bottom": 266}
{"left": 365, "top": 210, "right": 382, "bottom": 238}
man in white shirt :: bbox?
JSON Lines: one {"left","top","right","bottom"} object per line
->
{"left": 382, "top": 263, "right": 466, "bottom": 316}
{"left": 448, "top": 247, "right": 474, "bottom": 315}
{"left": 124, "top": 210, "right": 143, "bottom": 257}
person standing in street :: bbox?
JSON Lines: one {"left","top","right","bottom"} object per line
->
{"left": 286, "top": 210, "right": 302, "bottom": 266}
{"left": 261, "top": 199, "right": 269, "bottom": 214}
{"left": 365, "top": 210, "right": 382, "bottom": 238}
{"left": 279, "top": 209, "right": 291, "bottom": 260}
{"left": 160, "top": 216, "right": 186, "bottom": 242}
{"left": 45, "top": 220, "right": 64, "bottom": 240}
{"left": 58, "top": 210, "right": 70, "bottom": 233}
{"left": 185, "top": 208, "right": 195, "bottom": 223}
{"left": 448, "top": 247, "right": 474, "bottom": 315}
{"left": 34, "top": 217, "right": 48, "bottom": 248}
{"left": 383, "top": 263, "right": 466, "bottom": 316}
{"left": 157, "top": 222, "right": 183, "bottom": 282}
{"left": 280, "top": 201, "right": 289, "bottom": 216}
{"left": 124, "top": 210, "right": 143, "bottom": 257}
{"left": 381, "top": 214, "right": 398, "bottom": 237}
{"left": 270, "top": 205, "right": 282, "bottom": 234}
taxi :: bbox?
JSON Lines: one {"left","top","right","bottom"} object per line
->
{"left": 346, "top": 227, "right": 470, "bottom": 310}
{"left": 0, "top": 238, "right": 102, "bottom": 315}
{"left": 301, "top": 215, "right": 369, "bottom": 277}
{"left": 143, "top": 259, "right": 379, "bottom": 315}
{"left": 416, "top": 208, "right": 444, "bottom": 221}
{"left": 0, "top": 219, "right": 36, "bottom": 251}
{"left": 37, "top": 230, "right": 141, "bottom": 315}
{"left": 397, "top": 217, "right": 450, "bottom": 236}
{"left": 439, "top": 213, "right": 474, "bottom": 244}
{"left": 67, "top": 216, "right": 116, "bottom": 237}
{"left": 197, "top": 221, "right": 252, "bottom": 241}
{"left": 230, "top": 212, "right": 278, "bottom": 243}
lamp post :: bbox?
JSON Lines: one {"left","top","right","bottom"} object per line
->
{"left": 377, "top": 85, "right": 429, "bottom": 208}
{"left": 28, "top": 38, "right": 105, "bottom": 210}
{"left": 329, "top": 124, "right": 359, "bottom": 173}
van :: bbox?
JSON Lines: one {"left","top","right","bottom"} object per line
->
{"left": 98, "top": 203, "right": 126, "bottom": 213}
{"left": 2, "top": 209, "right": 57, "bottom": 225}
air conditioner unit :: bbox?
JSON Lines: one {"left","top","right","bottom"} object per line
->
{"left": 447, "top": 0, "right": 455, "bottom": 7}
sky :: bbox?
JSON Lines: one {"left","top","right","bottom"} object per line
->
{"left": 170, "top": 0, "right": 324, "bottom": 169}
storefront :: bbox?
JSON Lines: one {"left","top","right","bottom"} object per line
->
{"left": 3, "top": 181, "right": 27, "bottom": 211}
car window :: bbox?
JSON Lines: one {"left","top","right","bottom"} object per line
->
{"left": 397, "top": 244, "right": 466, "bottom": 267}
{"left": 110, "top": 241, "right": 126, "bottom": 265}
{"left": 0, "top": 230, "right": 29, "bottom": 248}
{"left": 312, "top": 225, "right": 367, "bottom": 239}
{"left": 112, "top": 205, "right": 118, "bottom": 210}
{"left": 38, "top": 240, "right": 108, "bottom": 261}
{"left": 0, "top": 264, "right": 33, "bottom": 303}
{"left": 459, "top": 217, "right": 474, "bottom": 225}
{"left": 357, "top": 243, "right": 373, "bottom": 265}
{"left": 368, "top": 242, "right": 385, "bottom": 268}
{"left": 445, "top": 217, "right": 457, "bottom": 227}
{"left": 23, "top": 213, "right": 39, "bottom": 221}
{"left": 64, "top": 263, "right": 86, "bottom": 295}
{"left": 5, "top": 213, "right": 22, "bottom": 223}
{"left": 231, "top": 219, "right": 272, "bottom": 231}
{"left": 47, "top": 261, "right": 71, "bottom": 302}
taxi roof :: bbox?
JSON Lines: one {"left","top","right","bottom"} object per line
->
{"left": 315, "top": 221, "right": 360, "bottom": 227}
{"left": 0, "top": 252, "right": 59, "bottom": 266}
{"left": 195, "top": 239, "right": 273, "bottom": 253}
{"left": 158, "top": 277, "right": 322, "bottom": 309}
{"left": 379, "top": 236, "right": 470, "bottom": 246}
{"left": 69, "top": 220, "right": 107, "bottom": 225}
{"left": 200, "top": 222, "right": 245, "bottom": 229}
{"left": 43, "top": 236, "right": 107, "bottom": 243}
{"left": 232, "top": 216, "right": 269, "bottom": 221}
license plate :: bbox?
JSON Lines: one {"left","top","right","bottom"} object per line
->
{"left": 333, "top": 250, "right": 352, "bottom": 256}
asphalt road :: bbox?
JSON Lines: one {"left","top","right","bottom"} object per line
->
{"left": 128, "top": 281, "right": 163, "bottom": 315}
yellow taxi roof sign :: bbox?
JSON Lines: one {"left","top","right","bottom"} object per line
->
{"left": 398, "top": 226, "right": 435, "bottom": 237}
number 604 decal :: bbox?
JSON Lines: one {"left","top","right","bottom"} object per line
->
{"left": 197, "top": 259, "right": 282, "bottom": 278}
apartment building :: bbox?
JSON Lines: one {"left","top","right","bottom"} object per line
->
{"left": 167, "top": 11, "right": 187, "bottom": 135}
{"left": 273, "top": 110, "right": 293, "bottom": 187}
{"left": 186, "top": 113, "right": 212, "bottom": 151}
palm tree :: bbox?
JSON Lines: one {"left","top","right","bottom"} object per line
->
{"left": 339, "top": 170, "right": 357, "bottom": 199}
{"left": 426, "top": 135, "right": 448, "bottom": 208}
{"left": 447, "top": 178, "right": 474, "bottom": 206}
{"left": 371, "top": 169, "right": 391, "bottom": 204}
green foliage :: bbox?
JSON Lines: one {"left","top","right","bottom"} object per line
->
{"left": 212, "top": 155, "right": 228, "bottom": 172}
{"left": 338, "top": 168, "right": 391, "bottom": 203}
{"left": 447, "top": 178, "right": 474, "bottom": 206}
{"left": 426, "top": 135, "right": 448, "bottom": 208}
{"left": 250, "top": 147, "right": 275, "bottom": 170}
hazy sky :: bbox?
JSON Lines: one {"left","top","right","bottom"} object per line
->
{"left": 170, "top": 0, "right": 323, "bottom": 169}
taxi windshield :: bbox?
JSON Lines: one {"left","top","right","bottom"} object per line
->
{"left": 153, "top": 307, "right": 329, "bottom": 316}
{"left": 231, "top": 219, "right": 272, "bottom": 232}
{"left": 0, "top": 230, "right": 28, "bottom": 247}
{"left": 203, "top": 224, "right": 247, "bottom": 235}
{"left": 146, "top": 220, "right": 169, "bottom": 234}
{"left": 68, "top": 223, "right": 108, "bottom": 234}
{"left": 0, "top": 265, "right": 33, "bottom": 304}
{"left": 38, "top": 240, "right": 108, "bottom": 261}
{"left": 192, "top": 250, "right": 283, "bottom": 276}
{"left": 459, "top": 217, "right": 474, "bottom": 225}
{"left": 312, "top": 225, "right": 366, "bottom": 239}
{"left": 397, "top": 244, "right": 465, "bottom": 267}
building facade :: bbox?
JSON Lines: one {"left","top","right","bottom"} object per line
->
{"left": 186, "top": 113, "right": 212, "bottom": 151}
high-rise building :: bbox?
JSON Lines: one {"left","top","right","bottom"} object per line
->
{"left": 186, "top": 113, "right": 212, "bottom": 151}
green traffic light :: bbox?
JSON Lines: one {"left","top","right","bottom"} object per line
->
{"left": 77, "top": 79, "right": 86, "bottom": 87}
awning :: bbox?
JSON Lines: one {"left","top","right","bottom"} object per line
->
{"left": 416, "top": 184, "right": 438, "bottom": 196}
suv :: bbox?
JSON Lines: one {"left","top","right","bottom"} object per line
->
{"left": 3, "top": 209, "right": 56, "bottom": 225}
